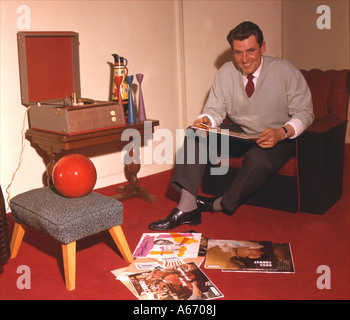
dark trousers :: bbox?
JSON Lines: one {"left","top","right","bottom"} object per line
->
{"left": 171, "top": 125, "right": 295, "bottom": 213}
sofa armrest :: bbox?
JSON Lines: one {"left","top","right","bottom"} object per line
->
{"left": 296, "top": 118, "right": 347, "bottom": 213}
{"left": 306, "top": 115, "right": 346, "bottom": 133}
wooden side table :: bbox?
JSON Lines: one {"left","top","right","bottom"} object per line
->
{"left": 25, "top": 120, "right": 159, "bottom": 203}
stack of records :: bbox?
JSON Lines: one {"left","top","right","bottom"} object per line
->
{"left": 112, "top": 232, "right": 223, "bottom": 300}
{"left": 111, "top": 232, "right": 295, "bottom": 300}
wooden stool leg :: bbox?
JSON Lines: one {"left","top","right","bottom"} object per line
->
{"left": 108, "top": 225, "right": 134, "bottom": 263}
{"left": 62, "top": 241, "right": 76, "bottom": 291}
{"left": 10, "top": 223, "right": 25, "bottom": 259}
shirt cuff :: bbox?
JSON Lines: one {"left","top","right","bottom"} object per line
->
{"left": 197, "top": 114, "right": 217, "bottom": 128}
{"left": 285, "top": 118, "right": 305, "bottom": 139}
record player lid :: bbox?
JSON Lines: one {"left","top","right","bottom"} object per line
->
{"left": 17, "top": 31, "right": 81, "bottom": 106}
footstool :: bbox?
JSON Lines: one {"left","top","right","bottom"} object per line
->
{"left": 9, "top": 187, "right": 134, "bottom": 290}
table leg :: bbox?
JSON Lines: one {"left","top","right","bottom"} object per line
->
{"left": 111, "top": 144, "right": 157, "bottom": 203}
{"left": 46, "top": 151, "right": 58, "bottom": 185}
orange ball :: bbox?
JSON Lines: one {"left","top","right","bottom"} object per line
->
{"left": 52, "top": 154, "right": 97, "bottom": 198}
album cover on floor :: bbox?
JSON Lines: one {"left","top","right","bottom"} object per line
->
{"left": 128, "top": 262, "right": 224, "bottom": 300}
{"left": 133, "top": 232, "right": 202, "bottom": 260}
{"left": 221, "top": 243, "right": 295, "bottom": 273}
{"left": 205, "top": 239, "right": 277, "bottom": 271}
{"left": 111, "top": 257, "right": 206, "bottom": 298}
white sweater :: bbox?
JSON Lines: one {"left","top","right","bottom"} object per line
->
{"left": 202, "top": 56, "right": 314, "bottom": 136}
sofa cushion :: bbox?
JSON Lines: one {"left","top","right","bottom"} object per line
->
{"left": 226, "top": 156, "right": 297, "bottom": 176}
{"left": 327, "top": 70, "right": 350, "bottom": 120}
{"left": 301, "top": 69, "right": 333, "bottom": 119}
{"left": 301, "top": 69, "right": 349, "bottom": 121}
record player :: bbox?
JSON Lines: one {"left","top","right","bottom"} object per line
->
{"left": 17, "top": 31, "right": 125, "bottom": 135}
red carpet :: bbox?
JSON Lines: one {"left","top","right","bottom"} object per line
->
{"left": 1, "top": 145, "right": 349, "bottom": 300}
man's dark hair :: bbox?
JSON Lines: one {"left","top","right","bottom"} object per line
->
{"left": 226, "top": 21, "right": 264, "bottom": 49}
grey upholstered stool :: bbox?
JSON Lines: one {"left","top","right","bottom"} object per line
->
{"left": 9, "top": 187, "right": 134, "bottom": 290}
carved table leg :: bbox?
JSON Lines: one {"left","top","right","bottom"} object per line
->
{"left": 111, "top": 143, "right": 157, "bottom": 203}
{"left": 46, "top": 151, "right": 59, "bottom": 185}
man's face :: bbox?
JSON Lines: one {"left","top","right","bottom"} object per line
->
{"left": 232, "top": 35, "right": 266, "bottom": 75}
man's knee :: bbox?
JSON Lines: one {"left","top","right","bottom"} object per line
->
{"left": 243, "top": 150, "right": 275, "bottom": 175}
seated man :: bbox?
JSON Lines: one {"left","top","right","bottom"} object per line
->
{"left": 149, "top": 21, "right": 314, "bottom": 231}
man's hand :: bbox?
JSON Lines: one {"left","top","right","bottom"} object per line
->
{"left": 193, "top": 116, "right": 212, "bottom": 127}
{"left": 256, "top": 125, "right": 294, "bottom": 148}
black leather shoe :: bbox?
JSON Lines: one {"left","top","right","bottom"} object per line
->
{"left": 148, "top": 208, "right": 201, "bottom": 231}
{"left": 196, "top": 195, "right": 221, "bottom": 212}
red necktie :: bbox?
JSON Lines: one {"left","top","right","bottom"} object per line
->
{"left": 245, "top": 74, "right": 254, "bottom": 97}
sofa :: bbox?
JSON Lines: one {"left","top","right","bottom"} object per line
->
{"left": 202, "top": 69, "right": 350, "bottom": 214}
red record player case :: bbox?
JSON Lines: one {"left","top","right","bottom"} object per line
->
{"left": 17, "top": 31, "right": 125, "bottom": 134}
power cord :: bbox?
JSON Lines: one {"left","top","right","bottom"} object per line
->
{"left": 5, "top": 106, "right": 30, "bottom": 212}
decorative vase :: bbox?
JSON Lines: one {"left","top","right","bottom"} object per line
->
{"left": 112, "top": 54, "right": 129, "bottom": 112}
{"left": 136, "top": 73, "right": 146, "bottom": 121}
{"left": 125, "top": 75, "right": 136, "bottom": 123}
{"left": 115, "top": 75, "right": 124, "bottom": 109}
